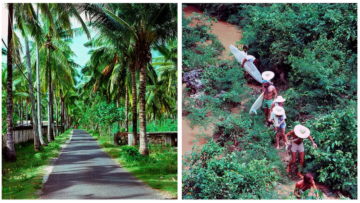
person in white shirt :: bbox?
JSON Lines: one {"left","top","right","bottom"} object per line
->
{"left": 271, "top": 106, "right": 288, "bottom": 149}
{"left": 240, "top": 45, "right": 248, "bottom": 56}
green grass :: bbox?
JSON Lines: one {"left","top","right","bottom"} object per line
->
{"left": 88, "top": 129, "right": 177, "bottom": 198}
{"left": 2, "top": 129, "right": 72, "bottom": 199}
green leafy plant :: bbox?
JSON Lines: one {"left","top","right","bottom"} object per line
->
{"left": 183, "top": 139, "right": 281, "bottom": 199}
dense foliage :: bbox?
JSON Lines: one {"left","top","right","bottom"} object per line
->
{"left": 304, "top": 102, "right": 357, "bottom": 198}
{"left": 78, "top": 93, "right": 125, "bottom": 136}
{"left": 182, "top": 3, "right": 357, "bottom": 199}
{"left": 239, "top": 4, "right": 357, "bottom": 198}
{"left": 239, "top": 4, "right": 357, "bottom": 118}
{"left": 183, "top": 138, "right": 285, "bottom": 199}
{"left": 128, "top": 119, "right": 177, "bottom": 133}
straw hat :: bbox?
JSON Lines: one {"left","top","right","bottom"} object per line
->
{"left": 262, "top": 71, "right": 275, "bottom": 81}
{"left": 274, "top": 96, "right": 286, "bottom": 103}
{"left": 272, "top": 106, "right": 285, "bottom": 116}
{"left": 294, "top": 125, "right": 310, "bottom": 139}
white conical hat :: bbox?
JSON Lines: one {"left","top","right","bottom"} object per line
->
{"left": 262, "top": 71, "right": 275, "bottom": 81}
{"left": 294, "top": 125, "right": 310, "bottom": 139}
{"left": 272, "top": 106, "right": 285, "bottom": 116}
{"left": 274, "top": 96, "right": 286, "bottom": 103}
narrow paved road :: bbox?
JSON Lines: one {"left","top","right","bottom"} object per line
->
{"left": 41, "top": 129, "right": 164, "bottom": 199}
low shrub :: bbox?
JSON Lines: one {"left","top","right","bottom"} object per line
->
{"left": 183, "top": 140, "right": 281, "bottom": 199}
{"left": 303, "top": 102, "right": 357, "bottom": 199}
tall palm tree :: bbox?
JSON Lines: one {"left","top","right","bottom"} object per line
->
{"left": 107, "top": 4, "right": 177, "bottom": 155}
{"left": 39, "top": 3, "right": 90, "bottom": 141}
{"left": 80, "top": 3, "right": 176, "bottom": 154}
{"left": 79, "top": 19, "right": 139, "bottom": 145}
{"left": 5, "top": 3, "right": 17, "bottom": 161}
{"left": 14, "top": 3, "right": 46, "bottom": 150}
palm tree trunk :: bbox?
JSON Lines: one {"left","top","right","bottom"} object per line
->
{"left": 130, "top": 68, "right": 137, "bottom": 146}
{"left": 139, "top": 63, "right": 148, "bottom": 155}
{"left": 26, "top": 102, "right": 29, "bottom": 122}
{"left": 117, "top": 87, "right": 121, "bottom": 131}
{"left": 125, "top": 85, "right": 129, "bottom": 132}
{"left": 54, "top": 92, "right": 58, "bottom": 136}
{"left": 47, "top": 47, "right": 54, "bottom": 142}
{"left": 6, "top": 3, "right": 16, "bottom": 161}
{"left": 60, "top": 91, "right": 64, "bottom": 133}
{"left": 50, "top": 84, "right": 54, "bottom": 139}
{"left": 64, "top": 105, "right": 67, "bottom": 130}
{"left": 20, "top": 98, "right": 22, "bottom": 125}
{"left": 24, "top": 35, "right": 40, "bottom": 151}
{"left": 36, "top": 5, "right": 46, "bottom": 146}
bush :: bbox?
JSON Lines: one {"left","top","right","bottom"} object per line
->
{"left": 183, "top": 140, "right": 280, "bottom": 199}
{"left": 239, "top": 3, "right": 357, "bottom": 118}
{"left": 303, "top": 102, "right": 357, "bottom": 199}
{"left": 120, "top": 145, "right": 147, "bottom": 163}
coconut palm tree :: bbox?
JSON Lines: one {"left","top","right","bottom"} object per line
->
{"left": 5, "top": 3, "right": 17, "bottom": 161}
{"left": 38, "top": 3, "right": 90, "bottom": 141}
{"left": 78, "top": 23, "right": 139, "bottom": 145}
{"left": 109, "top": 4, "right": 177, "bottom": 155}
{"left": 14, "top": 3, "right": 46, "bottom": 150}
{"left": 79, "top": 3, "right": 176, "bottom": 154}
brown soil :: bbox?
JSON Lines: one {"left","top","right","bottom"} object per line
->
{"left": 182, "top": 117, "right": 214, "bottom": 156}
{"left": 183, "top": 6, "right": 242, "bottom": 60}
{"left": 182, "top": 5, "right": 244, "bottom": 156}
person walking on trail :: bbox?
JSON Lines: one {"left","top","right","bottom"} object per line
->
{"left": 269, "top": 96, "right": 286, "bottom": 123}
{"left": 294, "top": 173, "right": 319, "bottom": 198}
{"left": 271, "top": 106, "right": 288, "bottom": 149}
{"left": 262, "top": 71, "right": 275, "bottom": 86}
{"left": 241, "top": 55, "right": 261, "bottom": 69}
{"left": 285, "top": 125, "right": 317, "bottom": 178}
{"left": 262, "top": 80, "right": 277, "bottom": 123}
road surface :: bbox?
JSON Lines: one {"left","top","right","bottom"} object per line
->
{"left": 41, "top": 129, "right": 164, "bottom": 199}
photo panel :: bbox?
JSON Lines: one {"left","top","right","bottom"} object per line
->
{"left": 181, "top": 3, "right": 357, "bottom": 200}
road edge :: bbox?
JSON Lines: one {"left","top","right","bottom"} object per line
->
{"left": 35, "top": 130, "right": 73, "bottom": 198}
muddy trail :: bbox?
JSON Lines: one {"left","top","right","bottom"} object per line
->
{"left": 183, "top": 6, "right": 242, "bottom": 60}
{"left": 182, "top": 5, "right": 246, "bottom": 157}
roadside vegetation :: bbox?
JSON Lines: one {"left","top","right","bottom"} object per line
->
{"left": 2, "top": 129, "right": 72, "bottom": 199}
{"left": 182, "top": 3, "right": 356, "bottom": 199}
{"left": 88, "top": 129, "right": 177, "bottom": 198}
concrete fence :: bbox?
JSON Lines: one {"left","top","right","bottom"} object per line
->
{"left": 128, "top": 132, "right": 177, "bottom": 147}
{"left": 2, "top": 125, "right": 62, "bottom": 148}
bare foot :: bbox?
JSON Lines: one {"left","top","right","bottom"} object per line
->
{"left": 286, "top": 165, "right": 290, "bottom": 173}
{"left": 276, "top": 145, "right": 280, "bottom": 150}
